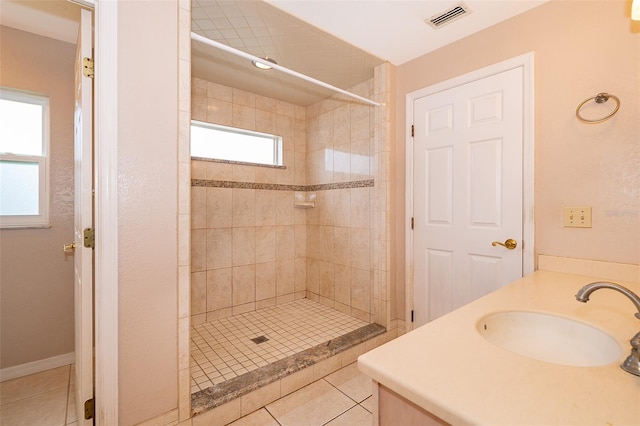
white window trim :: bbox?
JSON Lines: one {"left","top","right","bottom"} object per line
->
{"left": 191, "top": 120, "right": 284, "bottom": 167}
{"left": 0, "top": 88, "right": 50, "bottom": 228}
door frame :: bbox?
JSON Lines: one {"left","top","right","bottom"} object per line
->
{"left": 405, "top": 53, "right": 535, "bottom": 331}
{"left": 72, "top": 0, "right": 120, "bottom": 422}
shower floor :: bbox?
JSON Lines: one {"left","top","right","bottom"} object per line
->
{"left": 190, "top": 298, "right": 371, "bottom": 394}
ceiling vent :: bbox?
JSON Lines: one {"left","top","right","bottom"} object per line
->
{"left": 426, "top": 3, "right": 472, "bottom": 29}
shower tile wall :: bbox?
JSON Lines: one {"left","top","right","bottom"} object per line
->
{"left": 191, "top": 77, "right": 306, "bottom": 324}
{"left": 190, "top": 76, "right": 375, "bottom": 324}
{"left": 304, "top": 80, "right": 375, "bottom": 323}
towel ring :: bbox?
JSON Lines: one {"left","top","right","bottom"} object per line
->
{"left": 576, "top": 92, "right": 620, "bottom": 124}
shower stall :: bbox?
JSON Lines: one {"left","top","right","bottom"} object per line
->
{"left": 187, "top": 1, "right": 395, "bottom": 415}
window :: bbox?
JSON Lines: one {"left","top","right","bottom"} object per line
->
{"left": 191, "top": 121, "right": 283, "bottom": 167}
{"left": 0, "top": 88, "right": 50, "bottom": 228}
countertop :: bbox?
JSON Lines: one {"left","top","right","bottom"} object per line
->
{"left": 358, "top": 270, "right": 640, "bottom": 425}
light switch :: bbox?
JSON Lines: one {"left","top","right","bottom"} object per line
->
{"left": 563, "top": 207, "right": 592, "bottom": 228}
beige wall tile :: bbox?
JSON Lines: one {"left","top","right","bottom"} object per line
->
{"left": 255, "top": 190, "right": 276, "bottom": 226}
{"left": 191, "top": 271, "right": 206, "bottom": 315}
{"left": 274, "top": 191, "right": 294, "bottom": 225}
{"left": 232, "top": 227, "right": 256, "bottom": 266}
{"left": 233, "top": 265, "right": 256, "bottom": 306}
{"left": 232, "top": 104, "right": 255, "bottom": 131}
{"left": 191, "top": 229, "right": 207, "bottom": 272}
{"left": 276, "top": 259, "right": 295, "bottom": 296}
{"left": 206, "top": 80, "right": 232, "bottom": 102}
{"left": 191, "top": 186, "right": 206, "bottom": 229}
{"left": 256, "top": 261, "right": 276, "bottom": 301}
{"left": 280, "top": 367, "right": 313, "bottom": 396}
{"left": 206, "top": 98, "right": 232, "bottom": 126}
{"left": 232, "top": 88, "right": 255, "bottom": 108}
{"left": 275, "top": 225, "right": 295, "bottom": 260}
{"left": 207, "top": 268, "right": 232, "bottom": 312}
{"left": 255, "top": 109, "right": 276, "bottom": 134}
{"left": 350, "top": 228, "right": 370, "bottom": 270}
{"left": 256, "top": 95, "right": 277, "bottom": 112}
{"left": 334, "top": 264, "right": 350, "bottom": 306}
{"left": 232, "top": 189, "right": 256, "bottom": 227}
{"left": 294, "top": 258, "right": 306, "bottom": 293}
{"left": 255, "top": 226, "right": 276, "bottom": 263}
{"left": 207, "top": 228, "right": 232, "bottom": 270}
{"left": 240, "top": 380, "right": 281, "bottom": 416}
{"left": 351, "top": 267, "right": 371, "bottom": 314}
{"left": 207, "top": 187, "right": 232, "bottom": 229}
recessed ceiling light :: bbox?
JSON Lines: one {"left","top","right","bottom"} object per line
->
{"left": 252, "top": 57, "right": 277, "bottom": 70}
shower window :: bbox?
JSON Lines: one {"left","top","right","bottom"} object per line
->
{"left": 191, "top": 121, "right": 283, "bottom": 167}
{"left": 0, "top": 88, "right": 49, "bottom": 228}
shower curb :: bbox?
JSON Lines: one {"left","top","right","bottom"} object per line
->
{"left": 191, "top": 322, "right": 386, "bottom": 416}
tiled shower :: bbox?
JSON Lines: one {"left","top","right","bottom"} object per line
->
{"left": 189, "top": 66, "right": 393, "bottom": 404}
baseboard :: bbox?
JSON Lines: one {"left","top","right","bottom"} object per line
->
{"left": 0, "top": 352, "right": 74, "bottom": 382}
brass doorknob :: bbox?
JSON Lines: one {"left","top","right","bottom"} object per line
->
{"left": 63, "top": 242, "right": 76, "bottom": 253}
{"left": 491, "top": 239, "right": 518, "bottom": 250}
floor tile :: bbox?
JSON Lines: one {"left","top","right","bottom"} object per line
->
{"left": 0, "top": 386, "right": 68, "bottom": 426}
{"left": 325, "top": 363, "right": 372, "bottom": 403}
{"left": 227, "top": 408, "right": 279, "bottom": 426}
{"left": 266, "top": 380, "right": 356, "bottom": 426}
{"left": 359, "top": 396, "right": 373, "bottom": 414}
{"left": 324, "top": 404, "right": 372, "bottom": 426}
{"left": 191, "top": 299, "right": 367, "bottom": 393}
{"left": 0, "top": 365, "right": 70, "bottom": 405}
{"left": 66, "top": 384, "right": 77, "bottom": 424}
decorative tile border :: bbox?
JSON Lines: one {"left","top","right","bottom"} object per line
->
{"left": 191, "top": 179, "right": 374, "bottom": 192}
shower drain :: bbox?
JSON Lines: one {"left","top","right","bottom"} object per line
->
{"left": 250, "top": 335, "right": 269, "bottom": 344}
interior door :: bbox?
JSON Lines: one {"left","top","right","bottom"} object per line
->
{"left": 413, "top": 67, "right": 523, "bottom": 327}
{"left": 74, "top": 8, "right": 94, "bottom": 425}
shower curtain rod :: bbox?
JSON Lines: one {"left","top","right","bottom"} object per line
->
{"left": 191, "top": 32, "right": 383, "bottom": 108}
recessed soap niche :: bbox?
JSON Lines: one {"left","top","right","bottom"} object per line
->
{"left": 295, "top": 191, "right": 316, "bottom": 208}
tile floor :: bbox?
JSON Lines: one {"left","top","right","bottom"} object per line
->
{"left": 0, "top": 365, "right": 77, "bottom": 426}
{"left": 206, "top": 362, "right": 374, "bottom": 426}
{"left": 1, "top": 362, "right": 375, "bottom": 426}
{"left": 191, "top": 299, "right": 368, "bottom": 393}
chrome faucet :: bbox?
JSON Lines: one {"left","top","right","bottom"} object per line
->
{"left": 575, "top": 281, "right": 640, "bottom": 376}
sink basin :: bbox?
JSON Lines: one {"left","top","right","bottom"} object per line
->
{"left": 477, "top": 311, "right": 622, "bottom": 367}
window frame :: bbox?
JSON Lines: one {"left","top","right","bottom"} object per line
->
{"left": 190, "top": 120, "right": 284, "bottom": 167}
{"left": 0, "top": 88, "right": 50, "bottom": 228}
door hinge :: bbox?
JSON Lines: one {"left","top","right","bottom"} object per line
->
{"left": 84, "top": 398, "right": 95, "bottom": 419}
{"left": 411, "top": 124, "right": 414, "bottom": 137}
{"left": 83, "top": 228, "right": 95, "bottom": 249}
{"left": 411, "top": 310, "right": 414, "bottom": 323}
{"left": 83, "top": 57, "right": 94, "bottom": 78}
{"left": 411, "top": 217, "right": 414, "bottom": 230}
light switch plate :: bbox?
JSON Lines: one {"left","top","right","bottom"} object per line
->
{"left": 563, "top": 207, "right": 592, "bottom": 228}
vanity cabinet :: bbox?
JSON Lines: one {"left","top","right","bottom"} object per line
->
{"left": 375, "top": 382, "right": 448, "bottom": 426}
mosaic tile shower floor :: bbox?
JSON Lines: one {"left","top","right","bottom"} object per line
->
{"left": 190, "top": 299, "right": 369, "bottom": 394}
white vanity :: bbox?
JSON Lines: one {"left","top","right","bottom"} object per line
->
{"left": 358, "top": 259, "right": 640, "bottom": 425}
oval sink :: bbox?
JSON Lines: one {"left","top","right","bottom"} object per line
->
{"left": 477, "top": 311, "right": 622, "bottom": 367}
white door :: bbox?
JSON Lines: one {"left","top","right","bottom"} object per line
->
{"left": 413, "top": 67, "right": 523, "bottom": 327}
{"left": 74, "top": 8, "right": 94, "bottom": 425}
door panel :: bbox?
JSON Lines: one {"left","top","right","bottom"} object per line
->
{"left": 414, "top": 67, "right": 523, "bottom": 327}
{"left": 74, "top": 8, "right": 94, "bottom": 425}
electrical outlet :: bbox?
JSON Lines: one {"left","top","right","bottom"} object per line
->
{"left": 563, "top": 207, "right": 592, "bottom": 228}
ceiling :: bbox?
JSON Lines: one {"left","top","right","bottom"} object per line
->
{"left": 0, "top": 0, "right": 549, "bottom": 106}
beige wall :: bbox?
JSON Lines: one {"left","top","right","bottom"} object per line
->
{"left": 117, "top": 1, "right": 179, "bottom": 424}
{"left": 394, "top": 0, "right": 640, "bottom": 310}
{"left": 0, "top": 27, "right": 76, "bottom": 369}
